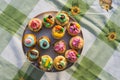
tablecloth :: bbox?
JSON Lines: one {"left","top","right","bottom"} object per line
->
{"left": 0, "top": 0, "right": 120, "bottom": 80}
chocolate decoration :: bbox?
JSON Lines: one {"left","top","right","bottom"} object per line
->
{"left": 48, "top": 15, "right": 52, "bottom": 19}
{"left": 43, "top": 41, "right": 47, "bottom": 47}
{"left": 31, "top": 51, "right": 37, "bottom": 56}
{"left": 58, "top": 64, "right": 63, "bottom": 69}
{"left": 60, "top": 15, "right": 65, "bottom": 19}
{"left": 70, "top": 23, "right": 74, "bottom": 26}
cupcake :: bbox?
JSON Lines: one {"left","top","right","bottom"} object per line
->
{"left": 54, "top": 56, "right": 67, "bottom": 70}
{"left": 23, "top": 34, "right": 36, "bottom": 47}
{"left": 43, "top": 14, "right": 54, "bottom": 28}
{"left": 39, "top": 55, "right": 53, "bottom": 71}
{"left": 27, "top": 48, "right": 40, "bottom": 61}
{"left": 28, "top": 18, "right": 42, "bottom": 32}
{"left": 67, "top": 22, "right": 81, "bottom": 36}
{"left": 52, "top": 25, "right": 65, "bottom": 39}
{"left": 55, "top": 12, "right": 69, "bottom": 26}
{"left": 69, "top": 36, "right": 84, "bottom": 50}
{"left": 54, "top": 40, "right": 66, "bottom": 54}
{"left": 65, "top": 49, "right": 80, "bottom": 63}
{"left": 38, "top": 36, "right": 50, "bottom": 49}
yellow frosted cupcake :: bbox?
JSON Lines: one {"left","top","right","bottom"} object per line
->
{"left": 52, "top": 25, "right": 65, "bottom": 39}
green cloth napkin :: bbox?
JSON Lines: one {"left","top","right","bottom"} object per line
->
{"left": 0, "top": 0, "right": 120, "bottom": 80}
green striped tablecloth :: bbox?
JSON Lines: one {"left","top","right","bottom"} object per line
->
{"left": 0, "top": 0, "right": 120, "bottom": 80}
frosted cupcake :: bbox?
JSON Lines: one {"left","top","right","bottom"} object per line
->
{"left": 43, "top": 14, "right": 54, "bottom": 28}
{"left": 38, "top": 36, "right": 50, "bottom": 49}
{"left": 67, "top": 22, "right": 81, "bottom": 36}
{"left": 54, "top": 40, "right": 66, "bottom": 54}
{"left": 69, "top": 36, "right": 84, "bottom": 50}
{"left": 28, "top": 18, "right": 42, "bottom": 32}
{"left": 39, "top": 55, "right": 53, "bottom": 71}
{"left": 23, "top": 34, "right": 36, "bottom": 47}
{"left": 54, "top": 56, "right": 67, "bottom": 70}
{"left": 52, "top": 25, "right": 65, "bottom": 39}
{"left": 55, "top": 12, "right": 69, "bottom": 26}
{"left": 27, "top": 48, "right": 40, "bottom": 61}
{"left": 65, "top": 49, "right": 80, "bottom": 63}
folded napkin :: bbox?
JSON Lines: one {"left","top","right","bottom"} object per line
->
{"left": 0, "top": 0, "right": 120, "bottom": 80}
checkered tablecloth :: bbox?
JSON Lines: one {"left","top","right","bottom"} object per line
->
{"left": 0, "top": 0, "right": 120, "bottom": 80}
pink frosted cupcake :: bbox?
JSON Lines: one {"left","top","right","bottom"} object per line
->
{"left": 54, "top": 40, "right": 66, "bottom": 54}
{"left": 65, "top": 49, "right": 80, "bottom": 63}
{"left": 28, "top": 18, "right": 42, "bottom": 32}
{"left": 69, "top": 36, "right": 84, "bottom": 50}
{"left": 67, "top": 22, "right": 81, "bottom": 36}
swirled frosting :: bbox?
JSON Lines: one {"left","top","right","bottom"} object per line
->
{"left": 56, "top": 13, "right": 67, "bottom": 23}
{"left": 72, "top": 38, "right": 80, "bottom": 48}
{"left": 67, "top": 51, "right": 77, "bottom": 62}
{"left": 69, "top": 23, "right": 80, "bottom": 34}
{"left": 54, "top": 41, "right": 65, "bottom": 52}
{"left": 24, "top": 36, "right": 35, "bottom": 47}
{"left": 39, "top": 39, "right": 50, "bottom": 49}
{"left": 29, "top": 19, "right": 41, "bottom": 30}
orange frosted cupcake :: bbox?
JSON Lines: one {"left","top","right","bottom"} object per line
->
{"left": 28, "top": 18, "right": 42, "bottom": 32}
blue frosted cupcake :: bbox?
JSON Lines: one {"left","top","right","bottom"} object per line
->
{"left": 38, "top": 36, "right": 50, "bottom": 49}
{"left": 27, "top": 48, "right": 40, "bottom": 61}
{"left": 23, "top": 34, "right": 37, "bottom": 47}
